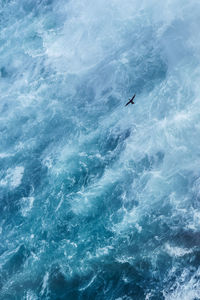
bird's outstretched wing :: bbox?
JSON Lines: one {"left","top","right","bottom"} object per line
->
{"left": 125, "top": 100, "right": 131, "bottom": 106}
{"left": 131, "top": 94, "right": 136, "bottom": 101}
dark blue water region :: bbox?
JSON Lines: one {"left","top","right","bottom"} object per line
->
{"left": 1, "top": 0, "right": 200, "bottom": 299}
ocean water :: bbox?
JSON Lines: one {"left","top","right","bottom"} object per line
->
{"left": 1, "top": 0, "right": 200, "bottom": 299}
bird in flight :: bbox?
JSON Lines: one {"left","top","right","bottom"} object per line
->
{"left": 125, "top": 94, "right": 136, "bottom": 106}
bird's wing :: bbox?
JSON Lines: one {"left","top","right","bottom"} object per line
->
{"left": 131, "top": 94, "right": 136, "bottom": 101}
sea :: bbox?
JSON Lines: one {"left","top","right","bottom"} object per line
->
{"left": 1, "top": 0, "right": 200, "bottom": 299}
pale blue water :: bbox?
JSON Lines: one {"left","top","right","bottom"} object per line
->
{"left": 1, "top": 0, "right": 200, "bottom": 299}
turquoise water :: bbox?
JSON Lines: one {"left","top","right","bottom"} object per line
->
{"left": 1, "top": 0, "right": 200, "bottom": 299}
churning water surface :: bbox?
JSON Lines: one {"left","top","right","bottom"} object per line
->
{"left": 1, "top": 0, "right": 200, "bottom": 299}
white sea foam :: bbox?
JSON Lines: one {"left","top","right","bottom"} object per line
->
{"left": 0, "top": 166, "right": 24, "bottom": 188}
{"left": 95, "top": 245, "right": 113, "bottom": 257}
{"left": 21, "top": 197, "right": 35, "bottom": 217}
{"left": 79, "top": 274, "right": 97, "bottom": 291}
{"left": 24, "top": 290, "right": 38, "bottom": 300}
{"left": 41, "top": 272, "right": 49, "bottom": 296}
{"left": 164, "top": 268, "right": 200, "bottom": 300}
{"left": 164, "top": 243, "right": 192, "bottom": 257}
{"left": 0, "top": 152, "right": 13, "bottom": 158}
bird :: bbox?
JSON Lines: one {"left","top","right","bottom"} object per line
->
{"left": 125, "top": 94, "right": 136, "bottom": 106}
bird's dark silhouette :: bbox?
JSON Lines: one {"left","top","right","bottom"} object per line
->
{"left": 125, "top": 94, "right": 136, "bottom": 106}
